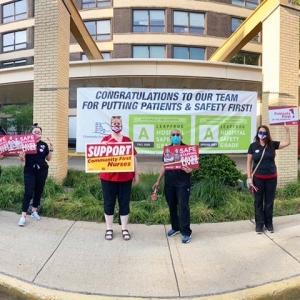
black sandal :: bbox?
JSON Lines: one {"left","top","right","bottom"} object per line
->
{"left": 122, "top": 229, "right": 131, "bottom": 241}
{"left": 105, "top": 229, "right": 113, "bottom": 240}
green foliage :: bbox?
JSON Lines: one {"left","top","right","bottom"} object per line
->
{"left": 0, "top": 104, "right": 33, "bottom": 134}
{"left": 191, "top": 154, "right": 242, "bottom": 187}
{"left": 0, "top": 165, "right": 300, "bottom": 224}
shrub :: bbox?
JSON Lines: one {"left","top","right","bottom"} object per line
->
{"left": 191, "top": 154, "right": 242, "bottom": 187}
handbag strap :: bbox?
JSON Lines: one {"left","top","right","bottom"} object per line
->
{"left": 251, "top": 146, "right": 266, "bottom": 176}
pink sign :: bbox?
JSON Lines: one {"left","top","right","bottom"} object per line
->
{"left": 163, "top": 145, "right": 199, "bottom": 170}
{"left": 0, "top": 134, "right": 37, "bottom": 155}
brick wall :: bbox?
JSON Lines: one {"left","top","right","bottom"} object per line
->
{"left": 207, "top": 12, "right": 231, "bottom": 37}
{"left": 114, "top": 8, "right": 131, "bottom": 33}
{"left": 34, "top": 0, "right": 70, "bottom": 182}
{"left": 262, "top": 4, "right": 299, "bottom": 186}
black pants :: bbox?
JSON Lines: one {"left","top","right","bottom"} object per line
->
{"left": 253, "top": 176, "right": 277, "bottom": 229}
{"left": 22, "top": 166, "right": 48, "bottom": 213}
{"left": 101, "top": 179, "right": 132, "bottom": 215}
{"left": 164, "top": 184, "right": 192, "bottom": 236}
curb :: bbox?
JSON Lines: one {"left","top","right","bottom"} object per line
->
{"left": 1, "top": 273, "right": 300, "bottom": 300}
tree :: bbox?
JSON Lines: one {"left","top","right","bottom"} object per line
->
{"left": 0, "top": 104, "right": 33, "bottom": 134}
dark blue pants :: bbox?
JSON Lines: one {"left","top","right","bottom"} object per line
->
{"left": 164, "top": 184, "right": 192, "bottom": 236}
{"left": 253, "top": 176, "right": 277, "bottom": 229}
{"left": 101, "top": 179, "right": 132, "bottom": 215}
{"left": 22, "top": 166, "right": 48, "bottom": 213}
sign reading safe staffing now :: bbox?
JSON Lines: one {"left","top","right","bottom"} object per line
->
{"left": 0, "top": 134, "right": 37, "bottom": 156}
{"left": 85, "top": 142, "right": 134, "bottom": 173}
{"left": 163, "top": 145, "right": 199, "bottom": 170}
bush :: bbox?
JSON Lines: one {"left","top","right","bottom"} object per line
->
{"left": 191, "top": 154, "right": 242, "bottom": 187}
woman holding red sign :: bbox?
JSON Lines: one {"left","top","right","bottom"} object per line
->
{"left": 153, "top": 128, "right": 193, "bottom": 244}
{"left": 18, "top": 123, "right": 54, "bottom": 227}
{"left": 100, "top": 116, "right": 139, "bottom": 241}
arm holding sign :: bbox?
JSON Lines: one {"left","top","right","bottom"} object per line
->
{"left": 278, "top": 124, "right": 290, "bottom": 149}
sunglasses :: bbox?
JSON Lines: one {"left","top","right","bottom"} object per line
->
{"left": 111, "top": 116, "right": 121, "bottom": 119}
{"left": 171, "top": 133, "right": 180, "bottom": 137}
{"left": 258, "top": 131, "right": 267, "bottom": 135}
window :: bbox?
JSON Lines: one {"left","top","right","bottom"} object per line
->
{"left": 2, "top": 59, "right": 27, "bottom": 68}
{"left": 81, "top": 52, "right": 111, "bottom": 60}
{"left": 173, "top": 11, "right": 205, "bottom": 34}
{"left": 232, "top": 0, "right": 259, "bottom": 8}
{"left": 132, "top": 46, "right": 165, "bottom": 58}
{"left": 84, "top": 20, "right": 111, "bottom": 40}
{"left": 2, "top": 30, "right": 27, "bottom": 52}
{"left": 230, "top": 52, "right": 260, "bottom": 65}
{"left": 173, "top": 46, "right": 205, "bottom": 60}
{"left": 82, "top": 0, "right": 111, "bottom": 9}
{"left": 2, "top": 0, "right": 27, "bottom": 23}
{"left": 133, "top": 10, "right": 165, "bottom": 32}
{"left": 231, "top": 18, "right": 259, "bottom": 42}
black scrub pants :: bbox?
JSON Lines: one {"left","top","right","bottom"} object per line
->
{"left": 253, "top": 176, "right": 277, "bottom": 229}
{"left": 22, "top": 165, "right": 48, "bottom": 213}
{"left": 164, "top": 183, "right": 192, "bottom": 236}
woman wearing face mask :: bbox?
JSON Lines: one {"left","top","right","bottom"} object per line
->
{"left": 153, "top": 129, "right": 193, "bottom": 244}
{"left": 18, "top": 123, "right": 54, "bottom": 226}
{"left": 100, "top": 116, "right": 139, "bottom": 241}
{"left": 247, "top": 124, "right": 290, "bottom": 234}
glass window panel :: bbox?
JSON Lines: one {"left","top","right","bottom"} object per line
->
{"left": 15, "top": 0, "right": 26, "bottom": 14}
{"left": 102, "top": 52, "right": 110, "bottom": 59}
{"left": 133, "top": 26, "right": 148, "bottom": 32}
{"left": 15, "top": 43, "right": 26, "bottom": 50}
{"left": 245, "top": 53, "right": 259, "bottom": 65}
{"left": 97, "top": 20, "right": 110, "bottom": 34}
{"left": 3, "top": 62, "right": 15, "bottom": 68}
{"left": 173, "top": 26, "right": 188, "bottom": 33}
{"left": 15, "top": 30, "right": 26, "bottom": 44}
{"left": 82, "top": 54, "right": 88, "bottom": 60}
{"left": 15, "top": 59, "right": 27, "bottom": 66}
{"left": 15, "top": 13, "right": 26, "bottom": 20}
{"left": 190, "top": 27, "right": 204, "bottom": 34}
{"left": 133, "top": 10, "right": 148, "bottom": 26}
{"left": 174, "top": 47, "right": 188, "bottom": 59}
{"left": 232, "top": 0, "right": 244, "bottom": 5}
{"left": 3, "top": 45, "right": 14, "bottom": 52}
{"left": 190, "top": 47, "right": 204, "bottom": 60}
{"left": 149, "top": 46, "right": 165, "bottom": 58}
{"left": 97, "top": 1, "right": 110, "bottom": 7}
{"left": 133, "top": 46, "right": 148, "bottom": 58}
{"left": 190, "top": 13, "right": 204, "bottom": 27}
{"left": 150, "top": 10, "right": 164, "bottom": 25}
{"left": 3, "top": 3, "right": 14, "bottom": 18}
{"left": 150, "top": 26, "right": 164, "bottom": 32}
{"left": 246, "top": 2, "right": 258, "bottom": 8}
{"left": 85, "top": 21, "right": 95, "bottom": 35}
{"left": 231, "top": 18, "right": 244, "bottom": 32}
{"left": 174, "top": 11, "right": 188, "bottom": 26}
{"left": 3, "top": 33, "right": 14, "bottom": 46}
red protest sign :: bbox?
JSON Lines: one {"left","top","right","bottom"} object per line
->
{"left": 1, "top": 134, "right": 37, "bottom": 155}
{"left": 163, "top": 145, "right": 199, "bottom": 170}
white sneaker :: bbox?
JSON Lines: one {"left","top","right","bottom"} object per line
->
{"left": 18, "top": 216, "right": 26, "bottom": 226}
{"left": 31, "top": 211, "right": 41, "bottom": 220}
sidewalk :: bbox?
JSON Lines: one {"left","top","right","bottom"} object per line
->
{"left": 1, "top": 211, "right": 300, "bottom": 300}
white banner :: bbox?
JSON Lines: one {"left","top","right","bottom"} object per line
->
{"left": 76, "top": 88, "right": 257, "bottom": 154}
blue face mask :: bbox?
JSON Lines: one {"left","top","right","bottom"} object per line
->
{"left": 171, "top": 136, "right": 181, "bottom": 145}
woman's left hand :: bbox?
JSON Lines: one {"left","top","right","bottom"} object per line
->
{"left": 134, "top": 174, "right": 139, "bottom": 185}
{"left": 182, "top": 166, "right": 192, "bottom": 173}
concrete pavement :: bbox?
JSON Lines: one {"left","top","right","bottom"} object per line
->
{"left": 1, "top": 211, "right": 300, "bottom": 299}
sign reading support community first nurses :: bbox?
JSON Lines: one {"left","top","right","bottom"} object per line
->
{"left": 85, "top": 142, "right": 134, "bottom": 173}
{"left": 77, "top": 88, "right": 257, "bottom": 154}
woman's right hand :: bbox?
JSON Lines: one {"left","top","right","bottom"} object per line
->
{"left": 152, "top": 182, "right": 159, "bottom": 190}
{"left": 247, "top": 177, "right": 253, "bottom": 186}
{"left": 19, "top": 151, "right": 25, "bottom": 161}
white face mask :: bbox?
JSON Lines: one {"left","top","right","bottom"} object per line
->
{"left": 258, "top": 134, "right": 267, "bottom": 140}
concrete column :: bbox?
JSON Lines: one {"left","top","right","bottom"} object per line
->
{"left": 34, "top": 0, "right": 70, "bottom": 182}
{"left": 262, "top": 3, "right": 299, "bottom": 186}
